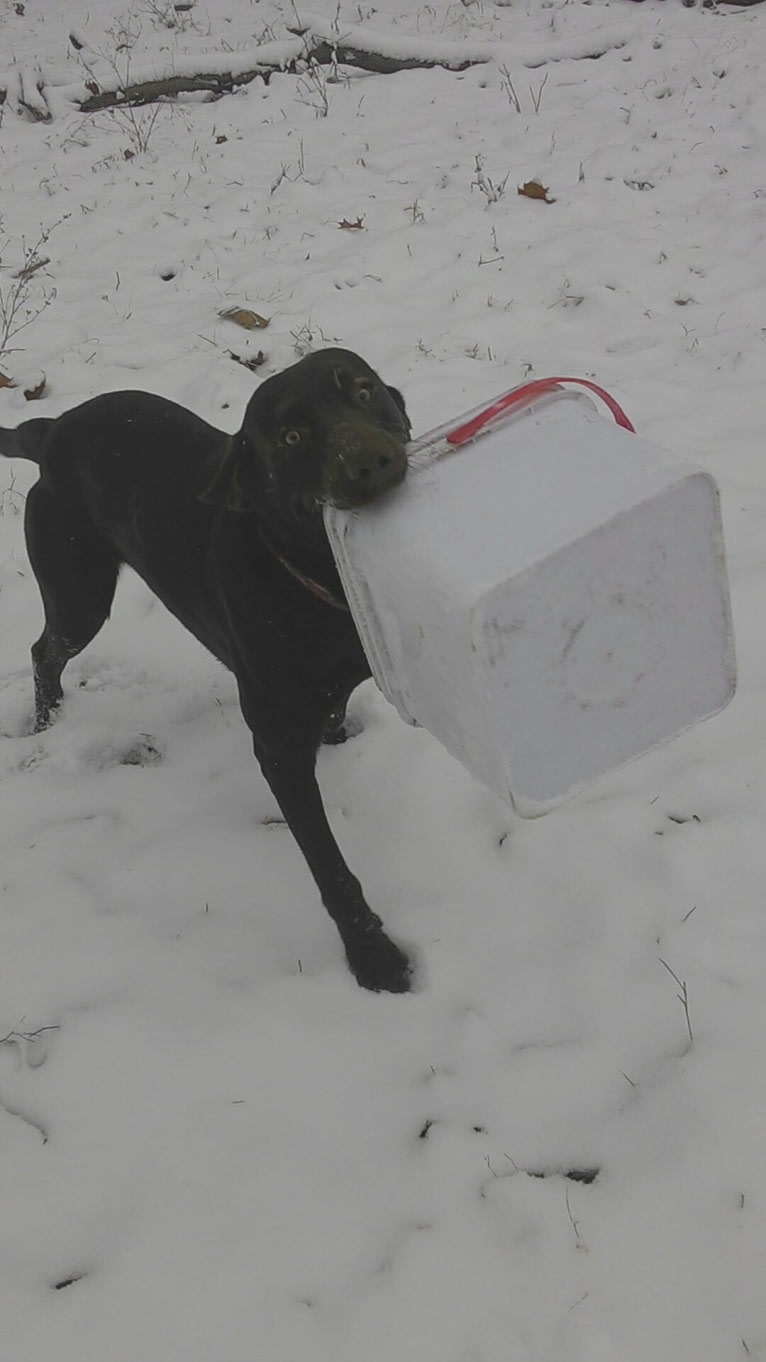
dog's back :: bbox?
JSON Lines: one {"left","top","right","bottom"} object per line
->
{"left": 1, "top": 391, "right": 235, "bottom": 662}
{"left": 2, "top": 392, "right": 224, "bottom": 495}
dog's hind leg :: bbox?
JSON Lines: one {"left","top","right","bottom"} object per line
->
{"left": 24, "top": 484, "right": 120, "bottom": 730}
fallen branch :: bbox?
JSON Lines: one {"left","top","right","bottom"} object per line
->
{"left": 78, "top": 66, "right": 275, "bottom": 113}
{"left": 0, "top": 18, "right": 632, "bottom": 120}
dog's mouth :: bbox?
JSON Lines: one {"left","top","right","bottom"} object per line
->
{"left": 321, "top": 429, "right": 408, "bottom": 512}
{"left": 327, "top": 463, "right": 407, "bottom": 512}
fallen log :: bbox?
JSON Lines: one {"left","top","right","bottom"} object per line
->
{"left": 0, "top": 17, "right": 632, "bottom": 120}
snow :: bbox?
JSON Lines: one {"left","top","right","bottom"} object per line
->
{"left": 1, "top": 1, "right": 766, "bottom": 1358}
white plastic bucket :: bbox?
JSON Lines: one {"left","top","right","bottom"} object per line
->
{"left": 325, "top": 378, "right": 735, "bottom": 816}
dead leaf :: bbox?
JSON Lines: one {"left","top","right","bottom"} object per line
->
{"left": 13, "top": 255, "right": 49, "bottom": 282}
{"left": 24, "top": 375, "right": 47, "bottom": 401}
{"left": 215, "top": 134, "right": 228, "bottom": 145}
{"left": 85, "top": 80, "right": 100, "bottom": 95}
{"left": 517, "top": 180, "right": 555, "bottom": 204}
{"left": 227, "top": 349, "right": 267, "bottom": 372}
{"left": 0, "top": 372, "right": 16, "bottom": 389}
{"left": 123, "top": 148, "right": 135, "bottom": 161}
{"left": 15, "top": 3, "right": 25, "bottom": 14}
{"left": 338, "top": 217, "right": 365, "bottom": 230}
{"left": 218, "top": 306, "right": 270, "bottom": 330}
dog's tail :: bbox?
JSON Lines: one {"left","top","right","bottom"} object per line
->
{"left": 0, "top": 419, "right": 54, "bottom": 465}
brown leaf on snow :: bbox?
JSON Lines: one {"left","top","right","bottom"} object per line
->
{"left": 517, "top": 180, "right": 555, "bottom": 204}
{"left": 0, "top": 372, "right": 16, "bottom": 389}
{"left": 338, "top": 217, "right": 365, "bottom": 230}
{"left": 24, "top": 375, "right": 47, "bottom": 401}
{"left": 13, "top": 255, "right": 50, "bottom": 282}
{"left": 227, "top": 349, "right": 267, "bottom": 372}
{"left": 219, "top": 306, "right": 270, "bottom": 330}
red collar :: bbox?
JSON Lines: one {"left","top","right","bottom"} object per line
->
{"left": 265, "top": 539, "right": 349, "bottom": 612}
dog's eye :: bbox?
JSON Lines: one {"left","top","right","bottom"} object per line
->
{"left": 357, "top": 383, "right": 373, "bottom": 403}
{"left": 283, "top": 429, "right": 301, "bottom": 446}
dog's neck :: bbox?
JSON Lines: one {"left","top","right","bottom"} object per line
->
{"left": 266, "top": 540, "right": 349, "bottom": 612}
{"left": 256, "top": 522, "right": 349, "bottom": 612}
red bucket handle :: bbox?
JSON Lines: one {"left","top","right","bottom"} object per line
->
{"left": 445, "top": 376, "right": 635, "bottom": 446}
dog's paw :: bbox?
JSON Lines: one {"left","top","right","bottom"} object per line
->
{"left": 321, "top": 713, "right": 364, "bottom": 745}
{"left": 347, "top": 928, "right": 413, "bottom": 994}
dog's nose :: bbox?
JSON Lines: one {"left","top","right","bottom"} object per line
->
{"left": 347, "top": 449, "right": 396, "bottom": 488}
{"left": 336, "top": 428, "right": 407, "bottom": 496}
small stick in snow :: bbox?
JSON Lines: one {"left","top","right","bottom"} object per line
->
{"left": 658, "top": 957, "right": 694, "bottom": 1048}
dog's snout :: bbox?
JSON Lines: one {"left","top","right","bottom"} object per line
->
{"left": 332, "top": 423, "right": 407, "bottom": 505}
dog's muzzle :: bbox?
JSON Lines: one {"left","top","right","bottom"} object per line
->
{"left": 326, "top": 424, "right": 408, "bottom": 509}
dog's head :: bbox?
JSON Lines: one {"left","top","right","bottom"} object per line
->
{"left": 201, "top": 348, "right": 410, "bottom": 523}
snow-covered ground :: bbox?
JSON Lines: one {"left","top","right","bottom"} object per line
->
{"left": 2, "top": 1, "right": 766, "bottom": 1358}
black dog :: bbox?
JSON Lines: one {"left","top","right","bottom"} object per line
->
{"left": 0, "top": 348, "right": 413, "bottom": 993}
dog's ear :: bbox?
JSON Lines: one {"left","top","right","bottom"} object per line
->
{"left": 386, "top": 385, "right": 411, "bottom": 441}
{"left": 199, "top": 433, "right": 259, "bottom": 512}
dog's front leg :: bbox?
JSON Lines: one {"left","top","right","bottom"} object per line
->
{"left": 320, "top": 691, "right": 364, "bottom": 745}
{"left": 254, "top": 740, "right": 412, "bottom": 993}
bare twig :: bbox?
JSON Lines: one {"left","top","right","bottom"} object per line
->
{"left": 499, "top": 63, "right": 521, "bottom": 112}
{"left": 0, "top": 471, "right": 26, "bottom": 517}
{"left": 78, "top": 13, "right": 170, "bottom": 153}
{"left": 472, "top": 154, "right": 509, "bottom": 204}
{"left": 0, "top": 1023, "right": 59, "bottom": 1046}
{"left": 530, "top": 69, "right": 549, "bottom": 114}
{"left": 658, "top": 957, "right": 694, "bottom": 1047}
{"left": 0, "top": 223, "right": 60, "bottom": 363}
{"left": 565, "top": 1186, "right": 583, "bottom": 1243}
{"left": 295, "top": 59, "right": 331, "bottom": 117}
